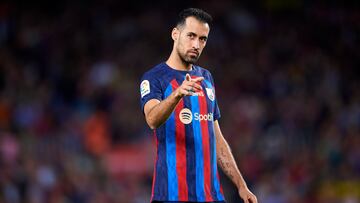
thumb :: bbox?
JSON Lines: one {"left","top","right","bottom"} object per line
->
{"left": 185, "top": 74, "right": 191, "bottom": 81}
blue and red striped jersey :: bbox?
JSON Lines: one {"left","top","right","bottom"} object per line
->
{"left": 140, "top": 62, "right": 225, "bottom": 202}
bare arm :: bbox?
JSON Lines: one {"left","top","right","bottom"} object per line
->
{"left": 144, "top": 74, "right": 203, "bottom": 129}
{"left": 214, "top": 120, "right": 257, "bottom": 203}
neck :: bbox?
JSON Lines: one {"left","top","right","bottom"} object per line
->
{"left": 166, "top": 51, "right": 192, "bottom": 71}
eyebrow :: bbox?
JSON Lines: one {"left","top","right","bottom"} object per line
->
{"left": 187, "top": 32, "right": 208, "bottom": 40}
{"left": 187, "top": 32, "right": 197, "bottom": 36}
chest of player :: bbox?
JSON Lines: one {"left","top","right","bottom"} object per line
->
{"left": 162, "top": 78, "right": 216, "bottom": 125}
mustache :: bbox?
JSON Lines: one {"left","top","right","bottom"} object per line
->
{"left": 188, "top": 49, "right": 199, "bottom": 55}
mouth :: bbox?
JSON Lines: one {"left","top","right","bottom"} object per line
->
{"left": 188, "top": 50, "right": 199, "bottom": 57}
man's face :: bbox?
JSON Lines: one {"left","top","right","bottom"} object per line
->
{"left": 174, "top": 17, "right": 210, "bottom": 64}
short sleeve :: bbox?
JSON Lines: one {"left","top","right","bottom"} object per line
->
{"left": 139, "top": 72, "right": 163, "bottom": 114}
{"left": 213, "top": 99, "right": 221, "bottom": 121}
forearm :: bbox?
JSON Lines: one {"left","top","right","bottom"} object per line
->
{"left": 146, "top": 91, "right": 182, "bottom": 129}
{"left": 217, "top": 135, "right": 247, "bottom": 190}
{"left": 144, "top": 74, "right": 204, "bottom": 129}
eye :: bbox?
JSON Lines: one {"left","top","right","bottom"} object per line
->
{"left": 187, "top": 33, "right": 196, "bottom": 38}
{"left": 200, "top": 37, "right": 207, "bottom": 42}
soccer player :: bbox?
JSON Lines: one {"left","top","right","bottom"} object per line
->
{"left": 140, "top": 8, "right": 257, "bottom": 203}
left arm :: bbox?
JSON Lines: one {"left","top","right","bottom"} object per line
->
{"left": 214, "top": 120, "right": 257, "bottom": 203}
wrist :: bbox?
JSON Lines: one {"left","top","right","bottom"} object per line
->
{"left": 237, "top": 181, "right": 248, "bottom": 191}
{"left": 238, "top": 184, "right": 247, "bottom": 190}
{"left": 173, "top": 89, "right": 184, "bottom": 99}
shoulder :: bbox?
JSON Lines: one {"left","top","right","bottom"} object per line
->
{"left": 141, "top": 63, "right": 168, "bottom": 80}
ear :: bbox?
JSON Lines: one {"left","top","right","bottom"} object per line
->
{"left": 171, "top": 28, "right": 179, "bottom": 41}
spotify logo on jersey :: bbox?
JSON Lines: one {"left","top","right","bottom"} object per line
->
{"left": 179, "top": 108, "right": 193, "bottom": 124}
{"left": 179, "top": 108, "right": 214, "bottom": 124}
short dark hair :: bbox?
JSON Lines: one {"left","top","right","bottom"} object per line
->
{"left": 176, "top": 8, "right": 213, "bottom": 27}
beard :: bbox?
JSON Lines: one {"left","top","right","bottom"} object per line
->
{"left": 177, "top": 49, "right": 200, "bottom": 64}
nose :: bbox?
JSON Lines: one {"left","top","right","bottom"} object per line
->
{"left": 192, "top": 39, "right": 200, "bottom": 50}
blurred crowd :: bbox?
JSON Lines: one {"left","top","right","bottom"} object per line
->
{"left": 0, "top": 0, "right": 359, "bottom": 202}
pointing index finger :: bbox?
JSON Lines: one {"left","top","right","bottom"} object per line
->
{"left": 185, "top": 74, "right": 191, "bottom": 81}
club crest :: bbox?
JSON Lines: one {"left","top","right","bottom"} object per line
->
{"left": 205, "top": 88, "right": 215, "bottom": 101}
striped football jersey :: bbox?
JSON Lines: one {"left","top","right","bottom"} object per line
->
{"left": 140, "top": 62, "right": 225, "bottom": 202}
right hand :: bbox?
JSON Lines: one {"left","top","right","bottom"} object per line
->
{"left": 238, "top": 186, "right": 257, "bottom": 203}
{"left": 175, "top": 74, "right": 204, "bottom": 98}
